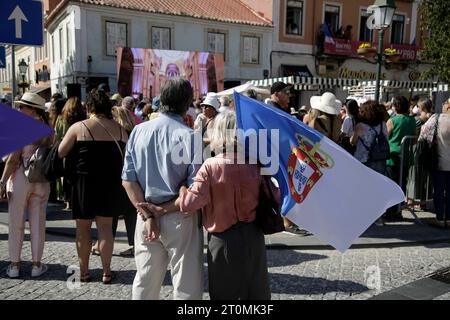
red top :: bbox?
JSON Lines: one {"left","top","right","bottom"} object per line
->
{"left": 180, "top": 153, "right": 261, "bottom": 233}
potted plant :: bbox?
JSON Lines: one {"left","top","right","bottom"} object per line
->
{"left": 384, "top": 48, "right": 401, "bottom": 63}
{"left": 357, "top": 43, "right": 377, "bottom": 57}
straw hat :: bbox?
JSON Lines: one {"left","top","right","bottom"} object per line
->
{"left": 14, "top": 92, "right": 46, "bottom": 110}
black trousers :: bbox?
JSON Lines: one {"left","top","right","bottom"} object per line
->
{"left": 386, "top": 164, "right": 409, "bottom": 215}
{"left": 112, "top": 210, "right": 137, "bottom": 246}
{"left": 207, "top": 221, "right": 271, "bottom": 300}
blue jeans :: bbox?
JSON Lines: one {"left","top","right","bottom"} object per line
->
{"left": 433, "top": 171, "right": 450, "bottom": 221}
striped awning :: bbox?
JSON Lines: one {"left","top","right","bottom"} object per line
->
{"left": 359, "top": 80, "right": 442, "bottom": 90}
{"left": 250, "top": 77, "right": 449, "bottom": 92}
{"left": 249, "top": 76, "right": 359, "bottom": 90}
{"left": 293, "top": 77, "right": 360, "bottom": 87}
{"left": 434, "top": 84, "right": 450, "bottom": 92}
{"left": 249, "top": 76, "right": 296, "bottom": 87}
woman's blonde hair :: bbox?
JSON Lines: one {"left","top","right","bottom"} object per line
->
{"left": 112, "top": 106, "right": 136, "bottom": 133}
{"left": 210, "top": 111, "right": 238, "bottom": 152}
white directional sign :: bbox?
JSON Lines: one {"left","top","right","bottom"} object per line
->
{"left": 0, "top": 0, "right": 43, "bottom": 46}
{"left": 9, "top": 6, "right": 29, "bottom": 40}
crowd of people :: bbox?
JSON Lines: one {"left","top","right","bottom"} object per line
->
{"left": 0, "top": 80, "right": 448, "bottom": 300}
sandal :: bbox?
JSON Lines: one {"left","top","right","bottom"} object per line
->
{"left": 102, "top": 273, "right": 113, "bottom": 285}
{"left": 80, "top": 272, "right": 91, "bottom": 283}
{"left": 119, "top": 247, "right": 134, "bottom": 257}
{"left": 91, "top": 247, "right": 100, "bottom": 256}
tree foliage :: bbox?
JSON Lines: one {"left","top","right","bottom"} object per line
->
{"left": 420, "top": 0, "right": 450, "bottom": 82}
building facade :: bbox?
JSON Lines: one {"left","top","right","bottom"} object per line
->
{"left": 266, "top": 0, "right": 431, "bottom": 103}
{"left": 44, "top": 0, "right": 273, "bottom": 100}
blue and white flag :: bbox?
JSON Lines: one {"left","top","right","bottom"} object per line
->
{"left": 234, "top": 93, "right": 404, "bottom": 252}
{"left": 323, "top": 23, "right": 336, "bottom": 45}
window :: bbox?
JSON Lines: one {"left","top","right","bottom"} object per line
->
{"left": 207, "top": 32, "right": 226, "bottom": 60}
{"left": 44, "top": 33, "right": 48, "bottom": 59}
{"left": 105, "top": 21, "right": 128, "bottom": 56}
{"left": 242, "top": 35, "right": 260, "bottom": 64}
{"left": 151, "top": 27, "right": 171, "bottom": 50}
{"left": 359, "top": 9, "right": 374, "bottom": 42}
{"left": 286, "top": 0, "right": 304, "bottom": 36}
{"left": 35, "top": 48, "right": 40, "bottom": 62}
{"left": 51, "top": 34, "right": 55, "bottom": 63}
{"left": 59, "top": 28, "right": 63, "bottom": 60}
{"left": 391, "top": 14, "right": 405, "bottom": 44}
{"left": 324, "top": 4, "right": 340, "bottom": 35}
{"left": 66, "top": 23, "right": 71, "bottom": 56}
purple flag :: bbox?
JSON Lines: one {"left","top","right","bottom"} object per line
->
{"left": 0, "top": 103, "right": 53, "bottom": 159}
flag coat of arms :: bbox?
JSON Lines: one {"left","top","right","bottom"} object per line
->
{"left": 234, "top": 93, "right": 404, "bottom": 252}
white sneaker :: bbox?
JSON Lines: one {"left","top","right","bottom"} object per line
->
{"left": 6, "top": 265, "right": 20, "bottom": 278}
{"left": 31, "top": 264, "right": 48, "bottom": 277}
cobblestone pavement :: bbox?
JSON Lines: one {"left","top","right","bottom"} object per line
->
{"left": 0, "top": 224, "right": 449, "bottom": 300}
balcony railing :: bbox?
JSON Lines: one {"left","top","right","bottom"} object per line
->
{"left": 323, "top": 38, "right": 418, "bottom": 61}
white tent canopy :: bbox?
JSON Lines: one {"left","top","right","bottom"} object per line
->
{"left": 216, "top": 82, "right": 270, "bottom": 97}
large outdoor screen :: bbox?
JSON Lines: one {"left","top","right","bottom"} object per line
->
{"left": 117, "top": 48, "right": 224, "bottom": 99}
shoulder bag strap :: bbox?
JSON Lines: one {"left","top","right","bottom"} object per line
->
{"left": 81, "top": 121, "right": 95, "bottom": 141}
{"left": 22, "top": 145, "right": 39, "bottom": 169}
{"left": 93, "top": 118, "right": 124, "bottom": 160}
{"left": 432, "top": 114, "right": 440, "bottom": 144}
{"left": 202, "top": 119, "right": 212, "bottom": 136}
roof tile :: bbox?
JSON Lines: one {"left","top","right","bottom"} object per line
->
{"left": 76, "top": 0, "right": 272, "bottom": 26}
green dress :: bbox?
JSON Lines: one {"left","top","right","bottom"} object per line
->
{"left": 55, "top": 116, "right": 69, "bottom": 142}
{"left": 387, "top": 115, "right": 417, "bottom": 167}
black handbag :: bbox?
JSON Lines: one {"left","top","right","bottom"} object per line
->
{"left": 255, "top": 176, "right": 285, "bottom": 235}
{"left": 417, "top": 115, "right": 440, "bottom": 172}
{"left": 42, "top": 141, "right": 65, "bottom": 181}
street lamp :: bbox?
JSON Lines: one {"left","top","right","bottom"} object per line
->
{"left": 18, "top": 59, "right": 29, "bottom": 94}
{"left": 370, "top": 0, "right": 396, "bottom": 102}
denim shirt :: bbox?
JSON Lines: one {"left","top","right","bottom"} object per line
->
{"left": 122, "top": 113, "right": 201, "bottom": 204}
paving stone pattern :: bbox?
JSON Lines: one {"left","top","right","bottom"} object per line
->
{"left": 0, "top": 224, "right": 449, "bottom": 300}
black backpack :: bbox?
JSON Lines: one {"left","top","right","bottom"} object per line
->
{"left": 362, "top": 124, "right": 390, "bottom": 162}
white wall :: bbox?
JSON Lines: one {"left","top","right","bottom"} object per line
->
{"left": 48, "top": 6, "right": 77, "bottom": 96}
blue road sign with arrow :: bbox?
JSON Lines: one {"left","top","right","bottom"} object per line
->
{"left": 0, "top": 47, "right": 5, "bottom": 69}
{"left": 0, "top": 0, "right": 43, "bottom": 46}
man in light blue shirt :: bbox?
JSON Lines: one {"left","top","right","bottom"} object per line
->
{"left": 122, "top": 79, "right": 203, "bottom": 300}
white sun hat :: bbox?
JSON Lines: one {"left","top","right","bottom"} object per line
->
{"left": 201, "top": 93, "right": 220, "bottom": 111}
{"left": 310, "top": 92, "right": 342, "bottom": 115}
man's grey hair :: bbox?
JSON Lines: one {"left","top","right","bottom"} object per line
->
{"left": 122, "top": 96, "right": 135, "bottom": 111}
{"left": 159, "top": 78, "right": 193, "bottom": 115}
